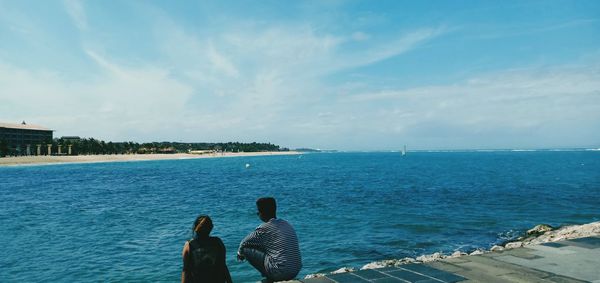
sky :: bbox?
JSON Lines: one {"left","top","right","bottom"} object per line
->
{"left": 1, "top": 0, "right": 599, "bottom": 150}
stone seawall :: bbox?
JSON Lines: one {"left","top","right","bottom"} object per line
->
{"left": 306, "top": 221, "right": 600, "bottom": 279}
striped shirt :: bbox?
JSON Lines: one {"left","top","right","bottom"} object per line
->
{"left": 238, "top": 218, "right": 302, "bottom": 278}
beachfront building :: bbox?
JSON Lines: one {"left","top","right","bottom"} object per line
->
{"left": 0, "top": 121, "right": 53, "bottom": 156}
{"left": 60, "top": 136, "right": 81, "bottom": 142}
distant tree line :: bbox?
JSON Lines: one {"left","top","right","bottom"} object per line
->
{"left": 53, "top": 138, "right": 286, "bottom": 155}
{"left": 0, "top": 138, "right": 287, "bottom": 157}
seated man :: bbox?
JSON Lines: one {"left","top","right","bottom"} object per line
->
{"left": 238, "top": 197, "right": 302, "bottom": 281}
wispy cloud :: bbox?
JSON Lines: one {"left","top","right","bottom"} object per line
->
{"left": 141, "top": 14, "right": 600, "bottom": 149}
{"left": 207, "top": 42, "right": 239, "bottom": 78}
{"left": 337, "top": 63, "right": 600, "bottom": 149}
{"left": 0, "top": 4, "right": 42, "bottom": 42}
{"left": 0, "top": 55, "right": 193, "bottom": 140}
{"left": 145, "top": 21, "right": 447, "bottom": 144}
{"left": 1, "top": 1, "right": 598, "bottom": 149}
{"left": 64, "top": 0, "right": 88, "bottom": 31}
{"left": 339, "top": 27, "right": 447, "bottom": 70}
{"left": 474, "top": 18, "right": 600, "bottom": 40}
{"left": 351, "top": 31, "right": 370, "bottom": 41}
{"left": 85, "top": 50, "right": 126, "bottom": 77}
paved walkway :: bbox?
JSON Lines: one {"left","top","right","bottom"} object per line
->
{"left": 298, "top": 236, "right": 600, "bottom": 283}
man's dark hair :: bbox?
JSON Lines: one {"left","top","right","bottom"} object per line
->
{"left": 256, "top": 197, "right": 277, "bottom": 218}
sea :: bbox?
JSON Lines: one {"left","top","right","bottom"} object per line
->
{"left": 1, "top": 151, "right": 599, "bottom": 282}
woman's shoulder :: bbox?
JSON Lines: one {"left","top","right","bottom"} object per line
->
{"left": 182, "top": 241, "right": 190, "bottom": 257}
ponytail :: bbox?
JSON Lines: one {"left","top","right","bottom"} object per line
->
{"left": 192, "top": 215, "right": 213, "bottom": 238}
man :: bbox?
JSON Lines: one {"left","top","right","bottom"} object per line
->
{"left": 238, "top": 197, "right": 302, "bottom": 281}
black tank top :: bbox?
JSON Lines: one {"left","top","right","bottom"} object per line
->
{"left": 185, "top": 236, "right": 227, "bottom": 283}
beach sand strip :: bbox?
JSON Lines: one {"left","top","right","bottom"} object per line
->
{"left": 0, "top": 151, "right": 301, "bottom": 167}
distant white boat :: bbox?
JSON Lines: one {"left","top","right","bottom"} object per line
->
{"left": 402, "top": 145, "right": 407, "bottom": 156}
{"left": 245, "top": 163, "right": 250, "bottom": 168}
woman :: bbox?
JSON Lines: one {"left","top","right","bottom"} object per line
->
{"left": 182, "top": 215, "right": 233, "bottom": 283}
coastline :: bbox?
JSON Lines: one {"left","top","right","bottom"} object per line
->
{"left": 306, "top": 221, "right": 600, "bottom": 279}
{"left": 0, "top": 151, "right": 302, "bottom": 167}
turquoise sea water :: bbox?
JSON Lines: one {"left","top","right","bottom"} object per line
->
{"left": 1, "top": 151, "right": 599, "bottom": 282}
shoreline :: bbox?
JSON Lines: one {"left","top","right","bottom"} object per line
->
{"left": 306, "top": 221, "right": 600, "bottom": 279}
{"left": 0, "top": 151, "right": 302, "bottom": 167}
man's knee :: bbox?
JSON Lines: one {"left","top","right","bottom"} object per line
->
{"left": 241, "top": 247, "right": 265, "bottom": 260}
{"left": 241, "top": 248, "right": 267, "bottom": 275}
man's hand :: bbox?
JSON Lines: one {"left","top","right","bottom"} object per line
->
{"left": 237, "top": 252, "right": 245, "bottom": 261}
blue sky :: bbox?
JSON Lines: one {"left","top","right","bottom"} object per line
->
{"left": 1, "top": 0, "right": 599, "bottom": 150}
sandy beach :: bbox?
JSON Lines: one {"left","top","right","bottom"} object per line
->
{"left": 0, "top": 151, "right": 302, "bottom": 167}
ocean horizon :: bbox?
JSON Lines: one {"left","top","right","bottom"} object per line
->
{"left": 1, "top": 151, "right": 599, "bottom": 282}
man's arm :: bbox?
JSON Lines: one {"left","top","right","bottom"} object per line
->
{"left": 238, "top": 227, "right": 263, "bottom": 258}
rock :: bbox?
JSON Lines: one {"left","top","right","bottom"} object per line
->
{"left": 361, "top": 260, "right": 394, "bottom": 270}
{"left": 490, "top": 245, "right": 504, "bottom": 252}
{"left": 505, "top": 241, "right": 523, "bottom": 249}
{"left": 361, "top": 257, "right": 417, "bottom": 270}
{"left": 304, "top": 273, "right": 326, "bottom": 279}
{"left": 525, "top": 222, "right": 600, "bottom": 245}
{"left": 331, "top": 267, "right": 354, "bottom": 274}
{"left": 313, "top": 222, "right": 600, "bottom": 282}
{"left": 361, "top": 262, "right": 384, "bottom": 270}
{"left": 469, "top": 249, "right": 485, "bottom": 256}
{"left": 361, "top": 262, "right": 382, "bottom": 270}
{"left": 416, "top": 252, "right": 443, "bottom": 262}
{"left": 527, "top": 224, "right": 553, "bottom": 236}
{"left": 449, "top": 251, "right": 467, "bottom": 258}
{"left": 394, "top": 257, "right": 416, "bottom": 265}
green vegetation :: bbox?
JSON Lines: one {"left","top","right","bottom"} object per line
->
{"left": 295, "top": 148, "right": 321, "bottom": 152}
{"left": 295, "top": 148, "right": 337, "bottom": 153}
{"left": 55, "top": 138, "right": 286, "bottom": 155}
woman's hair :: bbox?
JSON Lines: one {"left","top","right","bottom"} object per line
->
{"left": 192, "top": 215, "right": 213, "bottom": 237}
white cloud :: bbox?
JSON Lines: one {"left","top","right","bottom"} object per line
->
{"left": 336, "top": 64, "right": 600, "bottom": 149}
{"left": 85, "top": 50, "right": 127, "bottom": 77}
{"left": 339, "top": 27, "right": 446, "bottom": 70}
{"left": 155, "top": 22, "right": 444, "bottom": 112}
{"left": 4, "top": 2, "right": 597, "bottom": 150}
{"left": 63, "top": 0, "right": 88, "bottom": 31}
{"left": 473, "top": 18, "right": 600, "bottom": 40}
{"left": 207, "top": 42, "right": 239, "bottom": 78}
{"left": 351, "top": 31, "right": 370, "bottom": 41}
{"left": 0, "top": 4, "right": 45, "bottom": 44}
{"left": 0, "top": 55, "right": 193, "bottom": 141}
{"left": 142, "top": 17, "right": 600, "bottom": 149}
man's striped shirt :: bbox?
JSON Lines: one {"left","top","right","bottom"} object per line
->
{"left": 238, "top": 218, "right": 302, "bottom": 278}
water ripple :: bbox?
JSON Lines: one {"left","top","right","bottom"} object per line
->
{"left": 1, "top": 152, "right": 599, "bottom": 282}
